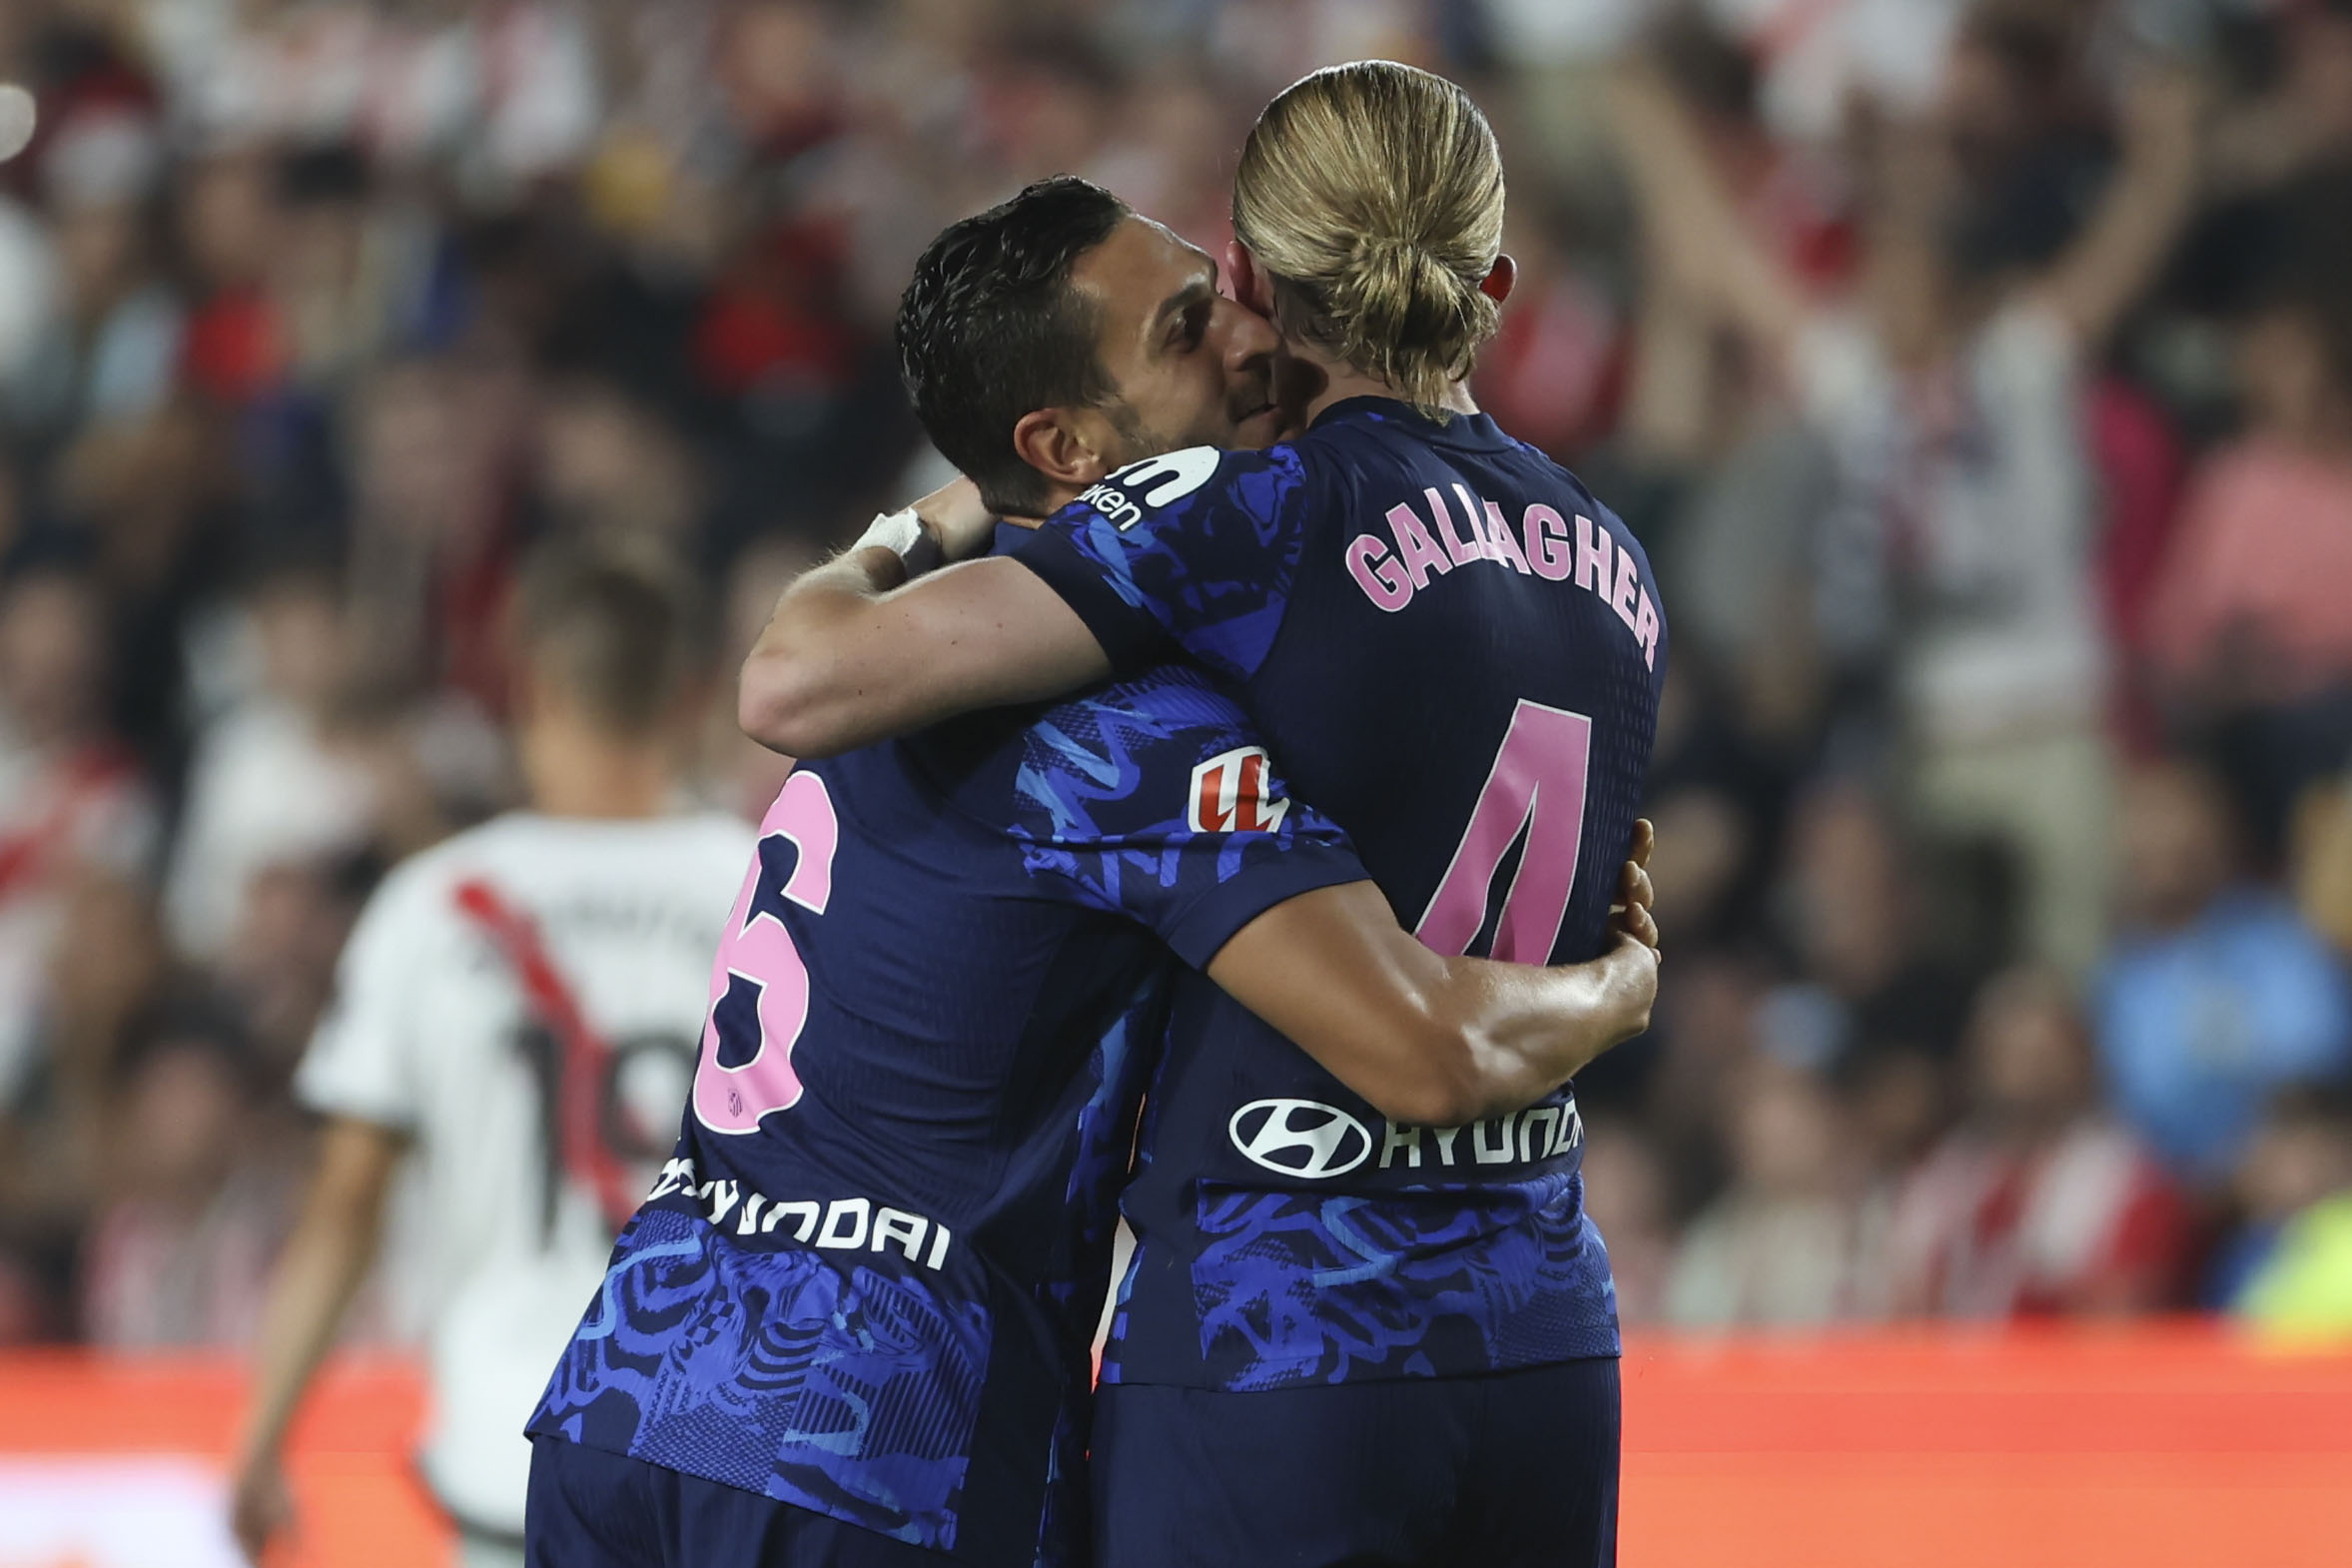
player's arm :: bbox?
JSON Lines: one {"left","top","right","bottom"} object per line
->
{"left": 742, "top": 448, "right": 1307, "bottom": 758}
{"left": 739, "top": 551, "right": 1109, "bottom": 759}
{"left": 229, "top": 1117, "right": 408, "bottom": 1564}
{"left": 1207, "top": 832, "right": 1660, "bottom": 1130}
{"left": 1024, "top": 695, "right": 1655, "bottom": 1126}
{"left": 738, "top": 471, "right": 1106, "bottom": 757}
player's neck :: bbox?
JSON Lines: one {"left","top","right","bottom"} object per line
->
{"left": 1296, "top": 351, "right": 1480, "bottom": 427}
{"left": 520, "top": 721, "right": 677, "bottom": 820}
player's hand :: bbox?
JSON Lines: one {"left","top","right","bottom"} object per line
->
{"left": 1609, "top": 818, "right": 1659, "bottom": 953}
{"left": 912, "top": 475, "right": 998, "bottom": 565}
{"left": 1595, "top": 922, "right": 1661, "bottom": 1048}
{"left": 229, "top": 1452, "right": 294, "bottom": 1565}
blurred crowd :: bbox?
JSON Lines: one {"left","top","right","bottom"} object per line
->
{"left": 2, "top": 0, "right": 2351, "bottom": 1351}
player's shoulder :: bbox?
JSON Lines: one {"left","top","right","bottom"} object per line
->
{"left": 1068, "top": 441, "right": 1317, "bottom": 534}
{"left": 1043, "top": 662, "right": 1253, "bottom": 767}
{"left": 1547, "top": 458, "right": 1640, "bottom": 556}
{"left": 1013, "top": 664, "right": 1269, "bottom": 840}
{"left": 365, "top": 809, "right": 751, "bottom": 905}
{"left": 336, "top": 817, "right": 510, "bottom": 957}
{"left": 367, "top": 815, "right": 514, "bottom": 904}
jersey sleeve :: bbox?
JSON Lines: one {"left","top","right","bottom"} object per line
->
{"left": 294, "top": 866, "right": 431, "bottom": 1131}
{"left": 1008, "top": 669, "right": 1367, "bottom": 970}
{"left": 1013, "top": 443, "right": 1312, "bottom": 683}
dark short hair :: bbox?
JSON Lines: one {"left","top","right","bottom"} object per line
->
{"left": 895, "top": 176, "right": 1132, "bottom": 515}
{"left": 511, "top": 535, "right": 706, "bottom": 736}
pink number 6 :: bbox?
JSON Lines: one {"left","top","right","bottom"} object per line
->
{"left": 693, "top": 770, "right": 838, "bottom": 1134}
{"left": 1416, "top": 701, "right": 1593, "bottom": 964}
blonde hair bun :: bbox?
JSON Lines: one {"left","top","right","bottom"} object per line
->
{"left": 1234, "top": 62, "right": 1505, "bottom": 413}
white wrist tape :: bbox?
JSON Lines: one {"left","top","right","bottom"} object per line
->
{"left": 856, "top": 506, "right": 941, "bottom": 576}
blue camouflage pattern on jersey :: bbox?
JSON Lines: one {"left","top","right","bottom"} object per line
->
{"left": 1052, "top": 447, "right": 1309, "bottom": 682}
{"left": 1006, "top": 664, "right": 1357, "bottom": 970}
{"left": 1168, "top": 1168, "right": 1616, "bottom": 1390}
{"left": 528, "top": 578, "right": 1370, "bottom": 1563}
{"left": 531, "top": 1201, "right": 992, "bottom": 1542}
{"left": 532, "top": 980, "right": 1158, "bottom": 1559}
{"left": 1096, "top": 1081, "right": 1621, "bottom": 1391}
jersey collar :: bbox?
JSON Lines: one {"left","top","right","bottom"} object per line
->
{"left": 1307, "top": 394, "right": 1514, "bottom": 450}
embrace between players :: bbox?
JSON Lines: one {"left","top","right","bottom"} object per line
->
{"left": 531, "top": 60, "right": 1668, "bottom": 1568}
{"left": 245, "top": 59, "right": 1671, "bottom": 1568}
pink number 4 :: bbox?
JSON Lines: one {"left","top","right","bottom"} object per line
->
{"left": 1416, "top": 701, "right": 1593, "bottom": 964}
{"left": 692, "top": 770, "right": 838, "bottom": 1135}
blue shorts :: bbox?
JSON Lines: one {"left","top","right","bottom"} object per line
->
{"left": 524, "top": 1435, "right": 946, "bottom": 1568}
{"left": 1093, "top": 1356, "right": 1619, "bottom": 1568}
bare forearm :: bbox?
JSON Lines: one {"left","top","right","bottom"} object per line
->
{"left": 234, "top": 1190, "right": 385, "bottom": 1467}
{"left": 739, "top": 553, "right": 1113, "bottom": 758}
{"left": 2042, "top": 170, "right": 2196, "bottom": 346}
{"left": 234, "top": 1122, "right": 401, "bottom": 1473}
{"left": 737, "top": 548, "right": 918, "bottom": 756}
{"left": 1607, "top": 68, "right": 1804, "bottom": 353}
{"left": 2043, "top": 69, "right": 2203, "bottom": 346}
{"left": 1431, "top": 942, "right": 1657, "bottom": 1124}
{"left": 1208, "top": 880, "right": 1658, "bottom": 1130}
{"left": 1622, "top": 282, "right": 1718, "bottom": 461}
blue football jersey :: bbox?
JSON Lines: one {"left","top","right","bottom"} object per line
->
{"left": 1016, "top": 396, "right": 1669, "bottom": 1391}
{"left": 527, "top": 527, "right": 1367, "bottom": 1565}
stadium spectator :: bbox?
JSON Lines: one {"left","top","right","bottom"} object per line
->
{"left": 1610, "top": 15, "right": 2204, "bottom": 976}
{"left": 2142, "top": 280, "right": 2352, "bottom": 847}
{"left": 1775, "top": 780, "right": 1978, "bottom": 1066}
{"left": 2228, "top": 1084, "right": 2352, "bottom": 1338}
{"left": 1885, "top": 966, "right": 2188, "bottom": 1317}
{"left": 3, "top": 104, "right": 177, "bottom": 444}
{"left": 0, "top": 871, "right": 166, "bottom": 1337}
{"left": 2094, "top": 759, "right": 2352, "bottom": 1183}
{"left": 165, "top": 563, "right": 376, "bottom": 965}
{"left": 2144, "top": 287, "right": 2352, "bottom": 708}
{"left": 80, "top": 1005, "right": 291, "bottom": 1348}
{"left": 1665, "top": 1056, "right": 1890, "bottom": 1326}
{"left": 2208, "top": 1082, "right": 2352, "bottom": 1309}
{"left": 0, "top": 567, "right": 158, "bottom": 1108}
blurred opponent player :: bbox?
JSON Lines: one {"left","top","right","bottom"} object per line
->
{"left": 230, "top": 541, "right": 752, "bottom": 1568}
{"left": 742, "top": 63, "right": 1667, "bottom": 1568}
{"left": 521, "top": 177, "right": 1658, "bottom": 1568}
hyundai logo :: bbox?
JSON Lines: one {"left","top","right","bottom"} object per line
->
{"left": 1227, "top": 1099, "right": 1373, "bottom": 1179}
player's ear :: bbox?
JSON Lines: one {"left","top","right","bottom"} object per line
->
{"left": 1011, "top": 407, "right": 1109, "bottom": 494}
{"left": 1479, "top": 254, "right": 1517, "bottom": 306}
{"left": 1226, "top": 240, "right": 1277, "bottom": 319}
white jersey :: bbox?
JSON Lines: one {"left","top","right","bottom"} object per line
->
{"left": 296, "top": 808, "right": 753, "bottom": 1535}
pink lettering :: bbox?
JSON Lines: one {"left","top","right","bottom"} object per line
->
{"left": 1386, "top": 501, "right": 1452, "bottom": 590}
{"left": 692, "top": 770, "right": 837, "bottom": 1135}
{"left": 1525, "top": 505, "right": 1573, "bottom": 580}
{"left": 1634, "top": 588, "right": 1660, "bottom": 669}
{"left": 1417, "top": 702, "right": 1594, "bottom": 964}
{"left": 1575, "top": 515, "right": 1613, "bottom": 596}
{"left": 1483, "top": 500, "right": 1532, "bottom": 575}
{"left": 1345, "top": 533, "right": 1414, "bottom": 611}
{"left": 1611, "top": 546, "right": 1641, "bottom": 631}
{"left": 1429, "top": 486, "right": 1480, "bottom": 567}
